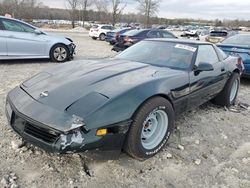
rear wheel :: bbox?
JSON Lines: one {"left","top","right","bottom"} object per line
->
{"left": 99, "top": 33, "right": 106, "bottom": 41}
{"left": 124, "top": 97, "right": 175, "bottom": 160}
{"left": 50, "top": 44, "right": 69, "bottom": 63}
{"left": 213, "top": 73, "right": 240, "bottom": 107}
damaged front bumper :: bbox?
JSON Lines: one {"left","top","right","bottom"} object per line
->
{"left": 6, "top": 87, "right": 131, "bottom": 159}
{"left": 68, "top": 43, "right": 76, "bottom": 59}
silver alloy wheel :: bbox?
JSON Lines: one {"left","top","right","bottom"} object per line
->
{"left": 141, "top": 109, "right": 168, "bottom": 150}
{"left": 230, "top": 79, "right": 239, "bottom": 103}
{"left": 53, "top": 47, "right": 67, "bottom": 62}
{"left": 100, "top": 34, "right": 105, "bottom": 41}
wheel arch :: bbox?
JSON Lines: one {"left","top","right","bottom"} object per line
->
{"left": 49, "top": 43, "right": 69, "bottom": 55}
{"left": 131, "top": 93, "right": 175, "bottom": 120}
{"left": 233, "top": 68, "right": 240, "bottom": 75}
{"left": 49, "top": 43, "right": 70, "bottom": 62}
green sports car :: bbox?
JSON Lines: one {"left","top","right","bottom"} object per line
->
{"left": 6, "top": 39, "right": 244, "bottom": 160}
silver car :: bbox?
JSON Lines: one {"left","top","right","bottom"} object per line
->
{"left": 0, "top": 16, "right": 76, "bottom": 62}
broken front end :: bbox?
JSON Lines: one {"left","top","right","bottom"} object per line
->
{"left": 5, "top": 86, "right": 131, "bottom": 159}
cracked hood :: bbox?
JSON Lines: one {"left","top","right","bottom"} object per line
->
{"left": 21, "top": 59, "right": 182, "bottom": 112}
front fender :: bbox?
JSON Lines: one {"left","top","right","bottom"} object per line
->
{"left": 83, "top": 80, "right": 173, "bottom": 130}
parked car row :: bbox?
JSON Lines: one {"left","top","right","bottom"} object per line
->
{"left": 88, "top": 24, "right": 250, "bottom": 78}
{"left": 88, "top": 24, "right": 178, "bottom": 52}
{"left": 0, "top": 17, "right": 249, "bottom": 79}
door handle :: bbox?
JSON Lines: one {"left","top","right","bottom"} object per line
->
{"left": 221, "top": 67, "right": 225, "bottom": 72}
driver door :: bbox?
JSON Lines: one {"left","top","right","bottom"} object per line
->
{"left": 0, "top": 20, "right": 7, "bottom": 57}
{"left": 1, "top": 18, "right": 47, "bottom": 57}
{"left": 189, "top": 45, "right": 228, "bottom": 108}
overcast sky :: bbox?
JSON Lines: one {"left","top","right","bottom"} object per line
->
{"left": 40, "top": 0, "right": 250, "bottom": 20}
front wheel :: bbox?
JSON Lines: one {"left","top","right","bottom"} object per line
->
{"left": 213, "top": 73, "right": 240, "bottom": 107}
{"left": 124, "top": 97, "right": 175, "bottom": 160}
{"left": 50, "top": 44, "right": 69, "bottom": 63}
{"left": 99, "top": 33, "right": 106, "bottom": 41}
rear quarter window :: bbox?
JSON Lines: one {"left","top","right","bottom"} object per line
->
{"left": 214, "top": 45, "right": 228, "bottom": 60}
{"left": 195, "top": 45, "right": 219, "bottom": 65}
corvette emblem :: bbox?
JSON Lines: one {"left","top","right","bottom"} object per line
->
{"left": 40, "top": 91, "right": 49, "bottom": 97}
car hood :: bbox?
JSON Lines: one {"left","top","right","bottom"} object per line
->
{"left": 21, "top": 59, "right": 182, "bottom": 113}
{"left": 41, "top": 31, "right": 73, "bottom": 43}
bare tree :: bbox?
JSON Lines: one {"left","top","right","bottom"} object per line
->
{"left": 66, "top": 0, "right": 79, "bottom": 28}
{"left": 79, "top": 0, "right": 92, "bottom": 26}
{"left": 110, "top": 0, "right": 126, "bottom": 26}
{"left": 1, "top": 0, "right": 23, "bottom": 18}
{"left": 136, "top": 0, "right": 161, "bottom": 27}
{"left": 94, "top": 0, "right": 109, "bottom": 22}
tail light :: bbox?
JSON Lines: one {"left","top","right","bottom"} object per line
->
{"left": 115, "top": 32, "right": 119, "bottom": 37}
{"left": 237, "top": 58, "right": 242, "bottom": 65}
{"left": 237, "top": 57, "right": 244, "bottom": 75}
{"left": 94, "top": 29, "right": 99, "bottom": 32}
{"left": 124, "top": 36, "right": 133, "bottom": 43}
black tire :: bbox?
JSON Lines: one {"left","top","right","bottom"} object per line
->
{"left": 124, "top": 97, "right": 175, "bottom": 160}
{"left": 92, "top": 37, "right": 97, "bottom": 40}
{"left": 99, "top": 33, "right": 106, "bottom": 41}
{"left": 50, "top": 44, "right": 69, "bottom": 63}
{"left": 213, "top": 73, "right": 240, "bottom": 107}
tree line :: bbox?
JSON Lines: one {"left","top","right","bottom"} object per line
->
{"left": 0, "top": 0, "right": 250, "bottom": 28}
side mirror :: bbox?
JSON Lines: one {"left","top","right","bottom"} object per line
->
{"left": 194, "top": 62, "right": 214, "bottom": 75}
{"left": 34, "top": 29, "right": 43, "bottom": 35}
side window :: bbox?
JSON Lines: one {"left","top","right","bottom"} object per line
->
{"left": 195, "top": 45, "right": 219, "bottom": 65}
{"left": 101, "top": 26, "right": 111, "bottom": 30}
{"left": 147, "top": 31, "right": 161, "bottom": 38}
{"left": 2, "top": 19, "right": 35, "bottom": 33}
{"left": 109, "top": 26, "right": 115, "bottom": 30}
{"left": 0, "top": 19, "right": 3, "bottom": 30}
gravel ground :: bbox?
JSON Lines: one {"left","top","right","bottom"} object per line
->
{"left": 0, "top": 31, "right": 250, "bottom": 188}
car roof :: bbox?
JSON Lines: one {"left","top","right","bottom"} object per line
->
{"left": 233, "top": 33, "right": 250, "bottom": 37}
{"left": 144, "top": 38, "right": 212, "bottom": 45}
{"left": 211, "top": 30, "right": 228, "bottom": 33}
{"left": 98, "top": 24, "right": 113, "bottom": 26}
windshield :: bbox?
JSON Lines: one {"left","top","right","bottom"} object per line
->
{"left": 115, "top": 41, "right": 197, "bottom": 70}
{"left": 210, "top": 31, "right": 228, "bottom": 37}
{"left": 222, "top": 35, "right": 250, "bottom": 45}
